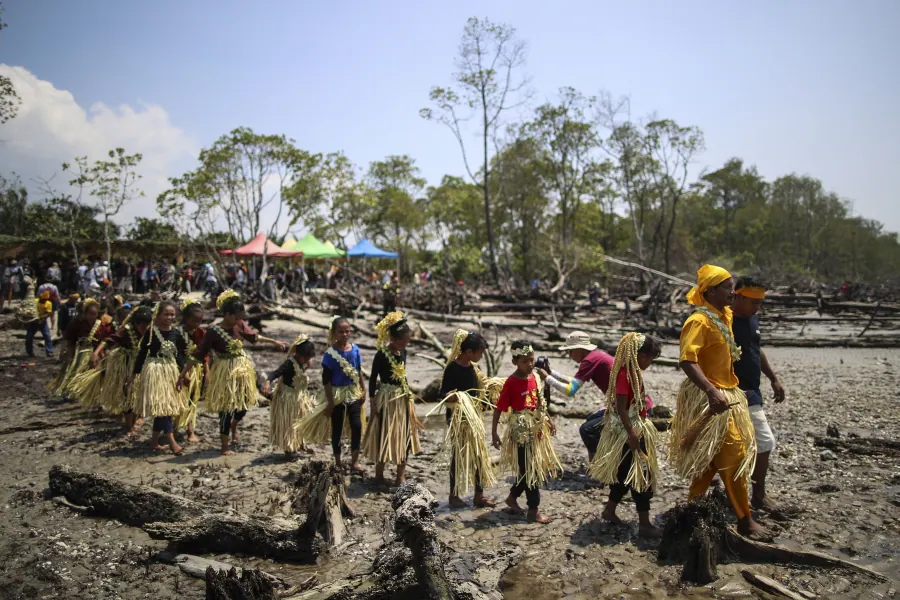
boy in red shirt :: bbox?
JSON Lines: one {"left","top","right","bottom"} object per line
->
{"left": 492, "top": 341, "right": 561, "bottom": 524}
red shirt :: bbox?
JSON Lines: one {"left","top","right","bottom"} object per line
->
{"left": 574, "top": 349, "right": 615, "bottom": 392}
{"left": 496, "top": 374, "right": 540, "bottom": 412}
{"left": 615, "top": 369, "right": 650, "bottom": 418}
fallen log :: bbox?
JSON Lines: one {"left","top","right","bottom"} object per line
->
{"left": 740, "top": 570, "right": 809, "bottom": 600}
{"left": 154, "top": 551, "right": 287, "bottom": 588}
{"left": 813, "top": 436, "right": 900, "bottom": 456}
{"left": 659, "top": 493, "right": 888, "bottom": 585}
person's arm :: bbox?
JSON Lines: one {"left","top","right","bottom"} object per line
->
{"left": 180, "top": 327, "right": 214, "bottom": 382}
{"left": 132, "top": 331, "right": 152, "bottom": 376}
{"left": 760, "top": 350, "right": 785, "bottom": 403}
{"left": 491, "top": 379, "right": 510, "bottom": 448}
{"left": 540, "top": 366, "right": 586, "bottom": 397}
{"left": 679, "top": 318, "right": 729, "bottom": 413}
{"left": 491, "top": 407, "right": 502, "bottom": 449}
{"left": 368, "top": 351, "right": 384, "bottom": 405}
{"left": 439, "top": 364, "right": 458, "bottom": 404}
{"left": 322, "top": 358, "right": 336, "bottom": 415}
{"left": 175, "top": 330, "right": 187, "bottom": 371}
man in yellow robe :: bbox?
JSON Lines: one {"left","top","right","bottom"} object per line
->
{"left": 670, "top": 264, "right": 768, "bottom": 538}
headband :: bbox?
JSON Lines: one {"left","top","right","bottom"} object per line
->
{"left": 375, "top": 311, "right": 408, "bottom": 348}
{"left": 736, "top": 286, "right": 766, "bottom": 300}
{"left": 511, "top": 345, "right": 534, "bottom": 357}
{"left": 181, "top": 297, "right": 200, "bottom": 312}
{"left": 216, "top": 289, "right": 239, "bottom": 310}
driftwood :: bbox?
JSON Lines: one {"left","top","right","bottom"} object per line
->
{"left": 295, "top": 460, "right": 354, "bottom": 548}
{"left": 48, "top": 465, "right": 317, "bottom": 563}
{"left": 206, "top": 567, "right": 277, "bottom": 600}
{"left": 289, "top": 482, "right": 518, "bottom": 600}
{"left": 659, "top": 493, "right": 888, "bottom": 585}
{"left": 813, "top": 436, "right": 900, "bottom": 456}
{"left": 154, "top": 551, "right": 289, "bottom": 589}
{"left": 740, "top": 570, "right": 809, "bottom": 600}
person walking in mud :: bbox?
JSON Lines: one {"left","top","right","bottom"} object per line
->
{"left": 669, "top": 264, "right": 769, "bottom": 539}
{"left": 731, "top": 277, "right": 786, "bottom": 513}
{"left": 538, "top": 331, "right": 653, "bottom": 461}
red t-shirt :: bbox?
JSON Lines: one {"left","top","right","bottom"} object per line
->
{"left": 574, "top": 349, "right": 615, "bottom": 392}
{"left": 615, "top": 369, "right": 650, "bottom": 418}
{"left": 496, "top": 374, "right": 540, "bottom": 412}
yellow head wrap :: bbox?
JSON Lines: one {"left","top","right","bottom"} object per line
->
{"left": 375, "top": 311, "right": 407, "bottom": 348}
{"left": 216, "top": 289, "right": 239, "bottom": 311}
{"left": 735, "top": 286, "right": 766, "bottom": 300}
{"left": 181, "top": 297, "right": 200, "bottom": 312}
{"left": 686, "top": 264, "right": 732, "bottom": 306}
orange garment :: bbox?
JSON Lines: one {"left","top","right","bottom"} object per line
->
{"left": 688, "top": 415, "right": 750, "bottom": 519}
{"left": 679, "top": 300, "right": 739, "bottom": 389}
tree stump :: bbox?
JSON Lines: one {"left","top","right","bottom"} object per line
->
{"left": 295, "top": 460, "right": 354, "bottom": 548}
{"left": 205, "top": 567, "right": 277, "bottom": 600}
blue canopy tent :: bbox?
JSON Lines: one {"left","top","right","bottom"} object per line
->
{"left": 346, "top": 239, "right": 398, "bottom": 259}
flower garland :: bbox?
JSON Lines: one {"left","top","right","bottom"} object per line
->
{"left": 694, "top": 306, "right": 741, "bottom": 363}
{"left": 382, "top": 348, "right": 414, "bottom": 399}
{"left": 210, "top": 324, "right": 245, "bottom": 356}
{"left": 153, "top": 326, "right": 178, "bottom": 360}
{"left": 289, "top": 357, "right": 308, "bottom": 390}
{"left": 325, "top": 346, "right": 361, "bottom": 394}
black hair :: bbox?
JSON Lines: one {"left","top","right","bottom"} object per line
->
{"left": 221, "top": 297, "right": 245, "bottom": 315}
{"left": 182, "top": 303, "right": 203, "bottom": 319}
{"left": 156, "top": 300, "right": 178, "bottom": 315}
{"left": 638, "top": 335, "right": 662, "bottom": 359}
{"left": 389, "top": 320, "right": 412, "bottom": 339}
{"left": 139, "top": 298, "right": 154, "bottom": 307}
{"left": 293, "top": 339, "right": 316, "bottom": 358}
{"left": 734, "top": 276, "right": 768, "bottom": 291}
{"left": 130, "top": 306, "right": 153, "bottom": 326}
{"left": 331, "top": 317, "right": 350, "bottom": 332}
{"left": 510, "top": 340, "right": 532, "bottom": 352}
{"left": 460, "top": 331, "right": 488, "bottom": 353}
{"left": 115, "top": 306, "right": 132, "bottom": 323}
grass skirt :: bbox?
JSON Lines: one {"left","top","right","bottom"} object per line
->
{"left": 202, "top": 355, "right": 258, "bottom": 413}
{"left": 668, "top": 380, "right": 756, "bottom": 484}
{"left": 362, "top": 384, "right": 423, "bottom": 465}
{"left": 269, "top": 380, "right": 313, "bottom": 452}
{"left": 294, "top": 385, "right": 366, "bottom": 446}
{"left": 441, "top": 391, "right": 496, "bottom": 497}
{"left": 175, "top": 362, "right": 203, "bottom": 431}
{"left": 498, "top": 410, "right": 562, "bottom": 489}
{"left": 69, "top": 359, "right": 106, "bottom": 409}
{"left": 134, "top": 359, "right": 188, "bottom": 417}
{"left": 99, "top": 348, "right": 133, "bottom": 415}
{"left": 52, "top": 344, "right": 93, "bottom": 399}
{"left": 588, "top": 407, "right": 659, "bottom": 493}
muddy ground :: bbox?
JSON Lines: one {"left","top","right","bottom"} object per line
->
{"left": 0, "top": 311, "right": 897, "bottom": 600}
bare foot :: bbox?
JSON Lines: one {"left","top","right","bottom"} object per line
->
{"left": 350, "top": 464, "right": 367, "bottom": 476}
{"left": 751, "top": 495, "right": 779, "bottom": 512}
{"left": 393, "top": 477, "right": 405, "bottom": 487}
{"left": 187, "top": 434, "right": 200, "bottom": 444}
{"left": 303, "top": 446, "right": 315, "bottom": 455}
{"left": 527, "top": 509, "right": 551, "bottom": 524}
{"left": 220, "top": 449, "right": 235, "bottom": 456}
{"left": 639, "top": 524, "right": 662, "bottom": 538}
{"left": 504, "top": 496, "right": 526, "bottom": 515}
{"left": 171, "top": 445, "right": 184, "bottom": 455}
{"left": 151, "top": 444, "right": 167, "bottom": 452}
{"left": 738, "top": 518, "right": 773, "bottom": 541}
{"left": 473, "top": 496, "right": 497, "bottom": 508}
{"left": 449, "top": 496, "right": 467, "bottom": 509}
{"left": 601, "top": 508, "right": 624, "bottom": 525}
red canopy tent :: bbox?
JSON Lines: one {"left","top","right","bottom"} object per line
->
{"left": 219, "top": 233, "right": 301, "bottom": 258}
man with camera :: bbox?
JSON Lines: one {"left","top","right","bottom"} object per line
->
{"left": 537, "top": 331, "right": 653, "bottom": 460}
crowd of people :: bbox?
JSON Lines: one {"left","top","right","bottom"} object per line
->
{"left": 16, "top": 259, "right": 786, "bottom": 537}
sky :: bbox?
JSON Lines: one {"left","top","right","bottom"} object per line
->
{"left": 1, "top": 0, "right": 899, "bottom": 237}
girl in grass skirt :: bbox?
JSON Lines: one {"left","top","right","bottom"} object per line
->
{"left": 262, "top": 334, "right": 316, "bottom": 457}
{"left": 436, "top": 329, "right": 497, "bottom": 509}
{"left": 490, "top": 340, "right": 560, "bottom": 524}
{"left": 132, "top": 300, "right": 188, "bottom": 454}
{"left": 296, "top": 317, "right": 367, "bottom": 474}
{"left": 588, "top": 332, "right": 663, "bottom": 538}
{"left": 69, "top": 303, "right": 135, "bottom": 410}
{"left": 175, "top": 299, "right": 206, "bottom": 443}
{"left": 49, "top": 298, "right": 109, "bottom": 401}
{"left": 179, "top": 290, "right": 286, "bottom": 455}
{"left": 363, "top": 311, "right": 423, "bottom": 486}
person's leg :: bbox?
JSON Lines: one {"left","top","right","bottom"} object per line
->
{"left": 447, "top": 408, "right": 465, "bottom": 507}
{"left": 151, "top": 418, "right": 167, "bottom": 450}
{"left": 632, "top": 487, "right": 659, "bottom": 537}
{"left": 219, "top": 412, "right": 234, "bottom": 454}
{"left": 519, "top": 445, "right": 548, "bottom": 523}
{"left": 160, "top": 416, "right": 182, "bottom": 454}
{"left": 473, "top": 466, "right": 495, "bottom": 507}
{"left": 506, "top": 444, "right": 527, "bottom": 514}
{"left": 331, "top": 402, "right": 347, "bottom": 466}
{"left": 603, "top": 443, "right": 633, "bottom": 525}
{"left": 348, "top": 400, "right": 365, "bottom": 474}
{"left": 579, "top": 409, "right": 605, "bottom": 461}
{"left": 230, "top": 409, "right": 247, "bottom": 443}
{"left": 749, "top": 405, "right": 777, "bottom": 510}
{"left": 25, "top": 322, "right": 36, "bottom": 356}
{"left": 714, "top": 416, "right": 768, "bottom": 537}
{"left": 688, "top": 463, "right": 718, "bottom": 501}
{"left": 41, "top": 320, "right": 53, "bottom": 356}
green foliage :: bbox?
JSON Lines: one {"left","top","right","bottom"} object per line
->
{"left": 127, "top": 217, "right": 180, "bottom": 242}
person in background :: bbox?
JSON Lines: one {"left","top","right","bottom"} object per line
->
{"left": 26, "top": 290, "right": 55, "bottom": 357}
{"left": 58, "top": 293, "right": 79, "bottom": 336}
{"left": 731, "top": 277, "right": 786, "bottom": 513}
{"left": 46, "top": 262, "right": 62, "bottom": 288}
{"left": 37, "top": 281, "right": 60, "bottom": 333}
{"left": 0, "top": 259, "right": 13, "bottom": 312}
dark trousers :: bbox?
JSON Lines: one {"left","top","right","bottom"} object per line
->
{"left": 579, "top": 409, "right": 606, "bottom": 460}
{"left": 510, "top": 444, "right": 540, "bottom": 509}
{"left": 608, "top": 439, "right": 653, "bottom": 512}
{"left": 219, "top": 410, "right": 248, "bottom": 435}
{"left": 153, "top": 416, "right": 174, "bottom": 434}
{"left": 331, "top": 400, "right": 362, "bottom": 455}
{"left": 26, "top": 320, "right": 53, "bottom": 356}
{"left": 447, "top": 408, "right": 483, "bottom": 495}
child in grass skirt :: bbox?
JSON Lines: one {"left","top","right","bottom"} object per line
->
{"left": 437, "top": 329, "right": 497, "bottom": 509}
{"left": 89, "top": 306, "right": 152, "bottom": 418}
{"left": 296, "top": 317, "right": 367, "bottom": 474}
{"left": 179, "top": 290, "right": 286, "bottom": 455}
{"left": 175, "top": 299, "right": 205, "bottom": 443}
{"left": 69, "top": 303, "right": 134, "bottom": 410}
{"left": 588, "top": 332, "right": 663, "bottom": 538}
{"left": 363, "top": 312, "right": 423, "bottom": 486}
{"left": 490, "top": 340, "right": 560, "bottom": 524}
{"left": 132, "top": 300, "right": 188, "bottom": 455}
{"left": 262, "top": 334, "right": 316, "bottom": 456}
{"left": 50, "top": 298, "right": 108, "bottom": 401}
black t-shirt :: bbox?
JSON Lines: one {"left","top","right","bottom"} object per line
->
{"left": 440, "top": 361, "right": 479, "bottom": 397}
{"left": 368, "top": 348, "right": 406, "bottom": 397}
{"left": 732, "top": 314, "right": 762, "bottom": 406}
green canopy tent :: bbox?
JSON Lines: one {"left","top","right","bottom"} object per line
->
{"left": 283, "top": 233, "right": 345, "bottom": 259}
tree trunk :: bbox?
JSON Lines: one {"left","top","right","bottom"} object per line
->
{"left": 483, "top": 104, "right": 499, "bottom": 284}
{"left": 104, "top": 215, "right": 112, "bottom": 267}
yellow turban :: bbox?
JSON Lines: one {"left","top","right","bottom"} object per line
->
{"left": 686, "top": 264, "right": 732, "bottom": 306}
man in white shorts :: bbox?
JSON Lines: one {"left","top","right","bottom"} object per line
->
{"left": 731, "top": 277, "right": 786, "bottom": 512}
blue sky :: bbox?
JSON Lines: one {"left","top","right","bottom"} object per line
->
{"left": 2, "top": 0, "right": 899, "bottom": 233}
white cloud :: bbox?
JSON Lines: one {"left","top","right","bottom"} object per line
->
{"left": 0, "top": 65, "right": 197, "bottom": 224}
